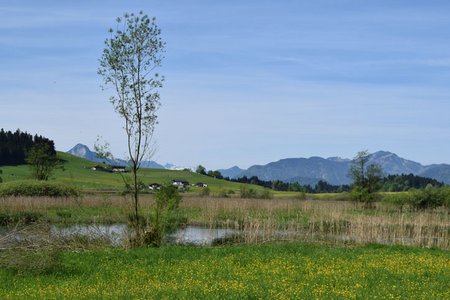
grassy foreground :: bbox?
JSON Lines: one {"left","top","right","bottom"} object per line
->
{"left": 0, "top": 243, "right": 448, "bottom": 299}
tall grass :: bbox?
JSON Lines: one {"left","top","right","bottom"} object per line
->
{"left": 178, "top": 197, "right": 450, "bottom": 249}
{"left": 1, "top": 194, "right": 449, "bottom": 249}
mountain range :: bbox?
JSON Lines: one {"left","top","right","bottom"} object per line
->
{"left": 67, "top": 144, "right": 450, "bottom": 185}
{"left": 66, "top": 144, "right": 165, "bottom": 169}
{"left": 222, "top": 151, "right": 450, "bottom": 185}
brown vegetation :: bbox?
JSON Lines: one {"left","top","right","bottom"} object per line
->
{"left": 0, "top": 194, "right": 448, "bottom": 249}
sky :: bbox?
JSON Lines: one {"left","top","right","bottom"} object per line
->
{"left": 1, "top": 0, "right": 450, "bottom": 170}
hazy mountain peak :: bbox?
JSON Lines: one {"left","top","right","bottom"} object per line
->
{"left": 67, "top": 144, "right": 97, "bottom": 160}
{"left": 239, "top": 151, "right": 450, "bottom": 184}
{"left": 218, "top": 166, "right": 244, "bottom": 179}
{"left": 327, "top": 156, "right": 351, "bottom": 162}
{"left": 66, "top": 143, "right": 164, "bottom": 169}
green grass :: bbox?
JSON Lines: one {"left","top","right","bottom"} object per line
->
{"left": 0, "top": 152, "right": 263, "bottom": 193}
{"left": 0, "top": 243, "right": 448, "bottom": 299}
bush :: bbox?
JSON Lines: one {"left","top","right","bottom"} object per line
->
{"left": 239, "top": 185, "right": 258, "bottom": 198}
{"left": 198, "top": 187, "right": 210, "bottom": 197}
{"left": 382, "top": 187, "right": 450, "bottom": 209}
{"left": 350, "top": 186, "right": 381, "bottom": 207}
{"left": 217, "top": 189, "right": 229, "bottom": 198}
{"left": 382, "top": 193, "right": 411, "bottom": 207}
{"left": 239, "top": 185, "right": 273, "bottom": 199}
{"left": 0, "top": 181, "right": 80, "bottom": 198}
{"left": 409, "top": 187, "right": 443, "bottom": 209}
{"left": 0, "top": 211, "right": 43, "bottom": 226}
{"left": 144, "top": 185, "right": 182, "bottom": 247}
{"left": 440, "top": 187, "right": 450, "bottom": 208}
{"left": 296, "top": 192, "right": 307, "bottom": 200}
{"left": 259, "top": 189, "right": 273, "bottom": 199}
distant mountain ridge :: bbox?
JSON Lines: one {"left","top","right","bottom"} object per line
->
{"left": 67, "top": 145, "right": 450, "bottom": 184}
{"left": 66, "top": 144, "right": 165, "bottom": 169}
{"left": 218, "top": 166, "right": 244, "bottom": 179}
{"left": 234, "top": 151, "right": 450, "bottom": 185}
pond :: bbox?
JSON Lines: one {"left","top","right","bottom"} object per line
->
{"left": 0, "top": 224, "right": 239, "bottom": 247}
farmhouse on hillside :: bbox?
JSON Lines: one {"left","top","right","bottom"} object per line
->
{"left": 148, "top": 183, "right": 161, "bottom": 190}
{"left": 172, "top": 179, "right": 190, "bottom": 187}
{"left": 111, "top": 165, "right": 126, "bottom": 172}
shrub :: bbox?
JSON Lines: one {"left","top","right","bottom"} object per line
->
{"left": 409, "top": 187, "right": 444, "bottom": 209}
{"left": 0, "top": 181, "right": 80, "bottom": 198}
{"left": 0, "top": 212, "right": 43, "bottom": 226}
{"left": 240, "top": 185, "right": 258, "bottom": 198}
{"left": 350, "top": 186, "right": 381, "bottom": 207}
{"left": 217, "top": 189, "right": 229, "bottom": 198}
{"left": 144, "top": 185, "right": 182, "bottom": 247}
{"left": 382, "top": 193, "right": 411, "bottom": 207}
{"left": 239, "top": 185, "right": 274, "bottom": 199}
{"left": 259, "top": 189, "right": 273, "bottom": 199}
{"left": 296, "top": 192, "right": 307, "bottom": 200}
{"left": 198, "top": 187, "right": 210, "bottom": 197}
{"left": 440, "top": 187, "right": 450, "bottom": 208}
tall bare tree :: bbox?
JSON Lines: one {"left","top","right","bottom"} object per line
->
{"left": 98, "top": 11, "right": 165, "bottom": 236}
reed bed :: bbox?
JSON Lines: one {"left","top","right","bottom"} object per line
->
{"left": 0, "top": 194, "right": 449, "bottom": 249}
{"left": 179, "top": 196, "right": 450, "bottom": 249}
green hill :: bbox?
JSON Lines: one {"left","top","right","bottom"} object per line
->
{"left": 0, "top": 152, "right": 262, "bottom": 193}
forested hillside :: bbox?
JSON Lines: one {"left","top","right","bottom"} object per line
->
{"left": 0, "top": 129, "right": 55, "bottom": 166}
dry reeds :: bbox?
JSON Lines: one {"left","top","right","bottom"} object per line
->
{"left": 178, "top": 196, "right": 450, "bottom": 249}
{"left": 0, "top": 194, "right": 448, "bottom": 249}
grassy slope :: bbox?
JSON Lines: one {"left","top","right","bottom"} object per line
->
{"left": 0, "top": 152, "right": 263, "bottom": 193}
{"left": 0, "top": 243, "right": 448, "bottom": 299}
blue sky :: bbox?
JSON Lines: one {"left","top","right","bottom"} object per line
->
{"left": 1, "top": 0, "right": 450, "bottom": 169}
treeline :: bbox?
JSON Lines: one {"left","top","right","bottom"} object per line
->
{"left": 380, "top": 173, "right": 444, "bottom": 192}
{"left": 196, "top": 165, "right": 445, "bottom": 193}
{"left": 229, "top": 176, "right": 351, "bottom": 193}
{"left": 232, "top": 174, "right": 444, "bottom": 193}
{"left": 0, "top": 129, "right": 56, "bottom": 166}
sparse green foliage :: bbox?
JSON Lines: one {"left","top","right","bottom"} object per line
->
{"left": 0, "top": 181, "right": 80, "bottom": 198}
{"left": 296, "top": 191, "right": 307, "bottom": 200}
{"left": 349, "top": 150, "right": 383, "bottom": 206}
{"left": 144, "top": 185, "right": 182, "bottom": 246}
{"left": 196, "top": 165, "right": 206, "bottom": 175}
{"left": 98, "top": 11, "right": 165, "bottom": 238}
{"left": 240, "top": 185, "right": 273, "bottom": 199}
{"left": 199, "top": 186, "right": 210, "bottom": 197}
{"left": 240, "top": 185, "right": 258, "bottom": 198}
{"left": 0, "top": 169, "right": 2, "bottom": 183}
{"left": 382, "top": 187, "right": 450, "bottom": 209}
{"left": 207, "top": 170, "right": 223, "bottom": 179}
{"left": 25, "top": 143, "right": 60, "bottom": 181}
{"left": 409, "top": 186, "right": 445, "bottom": 209}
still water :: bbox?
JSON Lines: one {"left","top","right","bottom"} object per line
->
{"left": 1, "top": 224, "right": 238, "bottom": 246}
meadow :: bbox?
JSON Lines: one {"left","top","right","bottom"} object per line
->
{"left": 0, "top": 243, "right": 448, "bottom": 299}
{"left": 0, "top": 152, "right": 262, "bottom": 193}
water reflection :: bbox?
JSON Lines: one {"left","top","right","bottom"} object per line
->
{"left": 52, "top": 224, "right": 239, "bottom": 246}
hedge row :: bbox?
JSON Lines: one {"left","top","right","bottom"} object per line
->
{"left": 383, "top": 187, "right": 450, "bottom": 209}
{"left": 0, "top": 181, "right": 80, "bottom": 197}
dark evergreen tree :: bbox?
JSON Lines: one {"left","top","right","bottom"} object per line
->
{"left": 0, "top": 129, "right": 56, "bottom": 166}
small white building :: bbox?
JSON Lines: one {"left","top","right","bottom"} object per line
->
{"left": 172, "top": 179, "right": 190, "bottom": 187}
